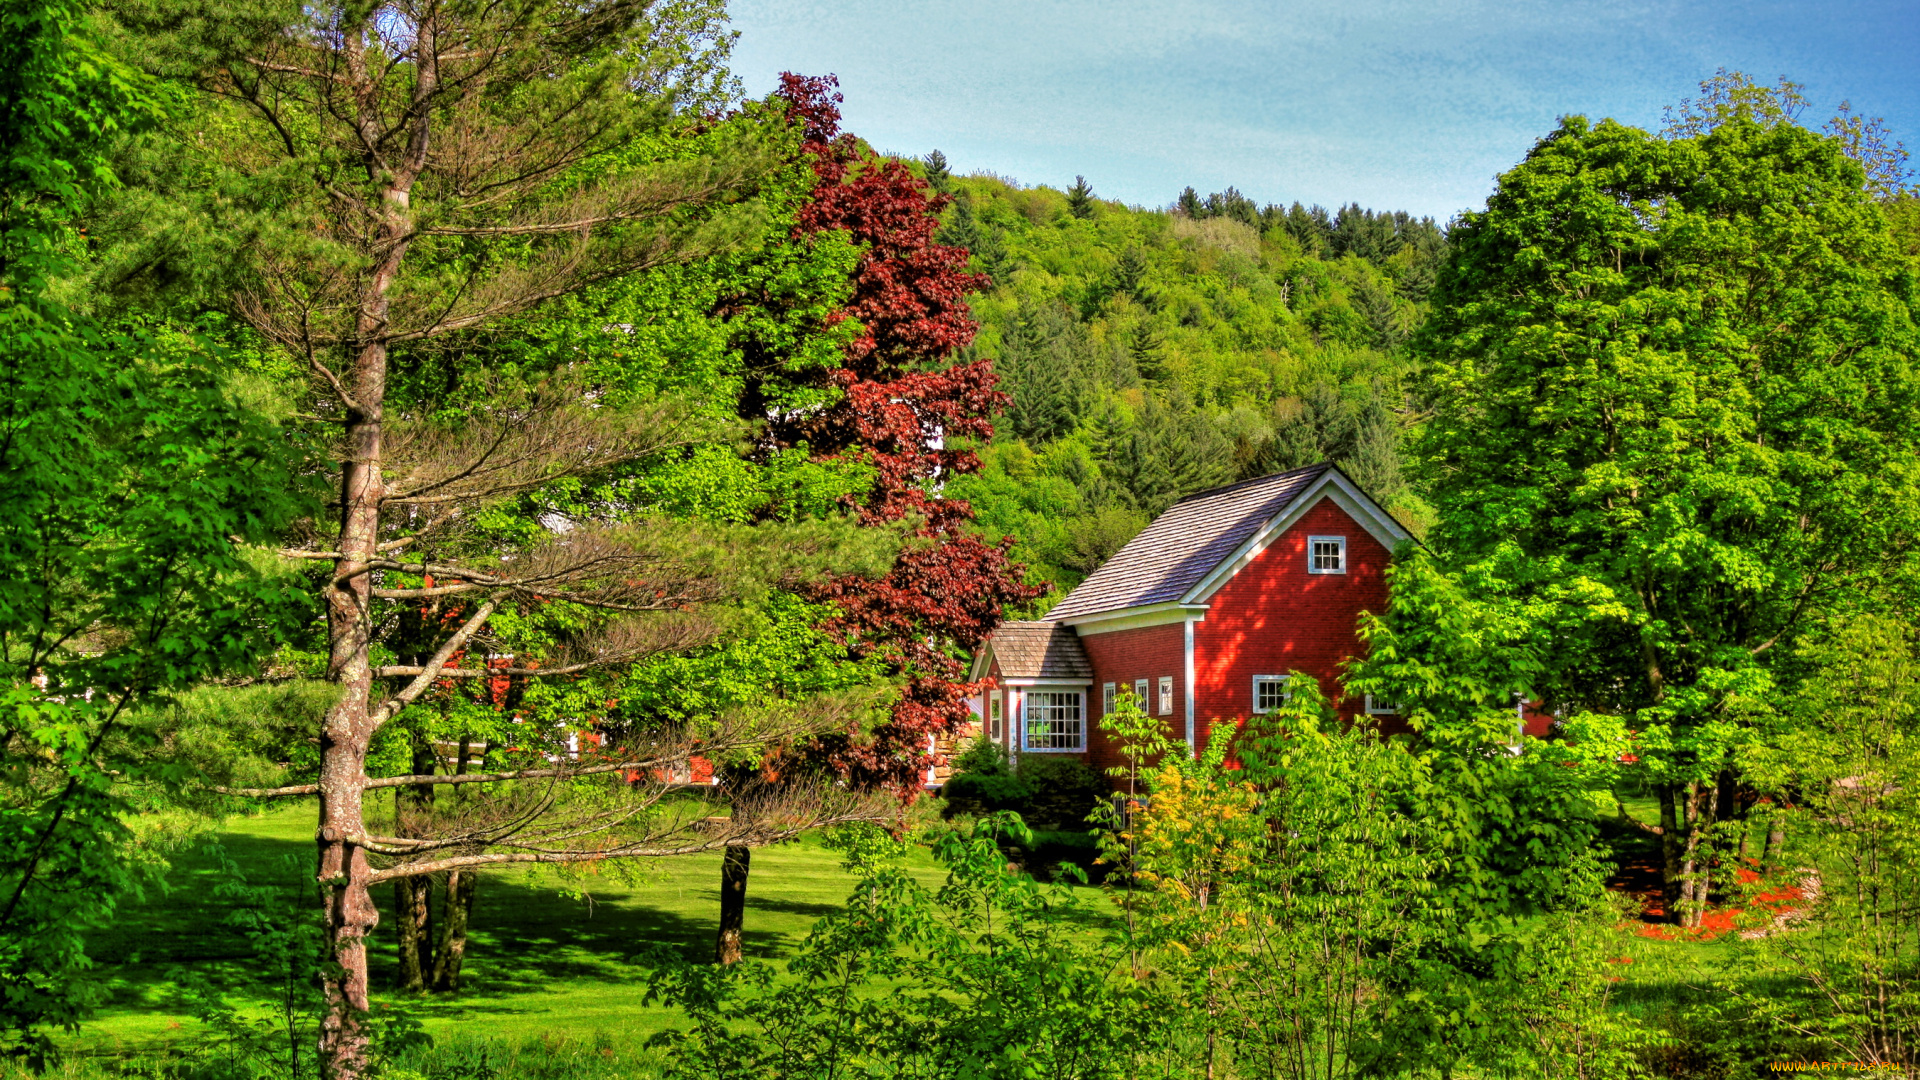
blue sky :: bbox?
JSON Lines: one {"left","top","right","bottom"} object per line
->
{"left": 724, "top": 0, "right": 1920, "bottom": 221}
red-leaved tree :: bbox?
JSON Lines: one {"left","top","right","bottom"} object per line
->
{"left": 773, "top": 73, "right": 1042, "bottom": 792}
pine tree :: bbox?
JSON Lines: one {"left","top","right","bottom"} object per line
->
{"left": 1067, "top": 175, "right": 1096, "bottom": 219}
{"left": 935, "top": 196, "right": 1008, "bottom": 284}
{"left": 1111, "top": 391, "right": 1231, "bottom": 514}
{"left": 1112, "top": 246, "right": 1152, "bottom": 305}
{"left": 1004, "top": 305, "right": 1093, "bottom": 442}
{"left": 1177, "top": 186, "right": 1203, "bottom": 218}
{"left": 1129, "top": 324, "right": 1165, "bottom": 383}
{"left": 923, "top": 149, "right": 952, "bottom": 194}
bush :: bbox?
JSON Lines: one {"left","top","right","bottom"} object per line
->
{"left": 940, "top": 740, "right": 1034, "bottom": 818}
{"left": 1014, "top": 756, "right": 1107, "bottom": 830}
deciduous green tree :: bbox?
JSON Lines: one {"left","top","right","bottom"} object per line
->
{"left": 0, "top": 1, "right": 306, "bottom": 1063}
{"left": 1415, "top": 106, "right": 1920, "bottom": 923}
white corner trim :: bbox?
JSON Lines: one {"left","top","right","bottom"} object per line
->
{"left": 1180, "top": 468, "right": 1411, "bottom": 607}
{"left": 1184, "top": 616, "right": 1197, "bottom": 755}
{"left": 1059, "top": 601, "right": 1209, "bottom": 635}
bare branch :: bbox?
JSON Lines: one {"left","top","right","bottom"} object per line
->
{"left": 364, "top": 797, "right": 889, "bottom": 885}
{"left": 1616, "top": 797, "right": 1664, "bottom": 835}
{"left": 378, "top": 598, "right": 498, "bottom": 723}
{"left": 382, "top": 389, "right": 714, "bottom": 507}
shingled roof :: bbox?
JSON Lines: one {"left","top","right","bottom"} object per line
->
{"left": 1046, "top": 463, "right": 1331, "bottom": 621}
{"left": 983, "top": 621, "right": 1094, "bottom": 680}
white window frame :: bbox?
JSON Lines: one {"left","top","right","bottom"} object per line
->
{"left": 1133, "top": 678, "right": 1148, "bottom": 705}
{"left": 1252, "top": 674, "right": 1291, "bottom": 714}
{"left": 1158, "top": 676, "right": 1173, "bottom": 716}
{"left": 1103, "top": 682, "right": 1116, "bottom": 715}
{"left": 1023, "top": 689, "right": 1087, "bottom": 753}
{"left": 1308, "top": 535, "right": 1347, "bottom": 574}
{"left": 1364, "top": 693, "right": 1397, "bottom": 716}
{"left": 989, "top": 689, "right": 1004, "bottom": 741}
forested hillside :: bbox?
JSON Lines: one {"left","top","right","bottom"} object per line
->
{"left": 926, "top": 165, "right": 1446, "bottom": 601}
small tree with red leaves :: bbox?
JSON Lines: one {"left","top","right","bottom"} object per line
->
{"left": 767, "top": 73, "right": 1042, "bottom": 793}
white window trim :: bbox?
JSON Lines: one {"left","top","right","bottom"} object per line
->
{"left": 1252, "top": 674, "right": 1291, "bottom": 714}
{"left": 1022, "top": 689, "right": 1087, "bottom": 753}
{"left": 1364, "top": 693, "right": 1397, "bottom": 716}
{"left": 1133, "top": 678, "right": 1148, "bottom": 705}
{"left": 1102, "top": 682, "right": 1116, "bottom": 714}
{"left": 1307, "top": 535, "right": 1347, "bottom": 575}
{"left": 1158, "top": 676, "right": 1173, "bottom": 716}
{"left": 989, "top": 689, "right": 1004, "bottom": 741}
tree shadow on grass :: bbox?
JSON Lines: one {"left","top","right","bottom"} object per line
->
{"left": 741, "top": 896, "right": 842, "bottom": 919}
{"left": 89, "top": 827, "right": 840, "bottom": 1020}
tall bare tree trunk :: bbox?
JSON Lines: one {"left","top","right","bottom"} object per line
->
{"left": 391, "top": 730, "right": 437, "bottom": 983}
{"left": 716, "top": 844, "right": 750, "bottom": 964}
{"left": 394, "top": 876, "right": 433, "bottom": 992}
{"left": 318, "top": 101, "right": 416, "bottom": 1070}
{"left": 316, "top": 395, "right": 387, "bottom": 1075}
{"left": 430, "top": 871, "right": 477, "bottom": 991}
{"left": 430, "top": 736, "right": 476, "bottom": 992}
{"left": 394, "top": 739, "right": 437, "bottom": 991}
{"left": 1658, "top": 783, "right": 1682, "bottom": 921}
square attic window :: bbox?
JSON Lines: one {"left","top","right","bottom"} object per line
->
{"left": 1253, "top": 675, "right": 1290, "bottom": 714}
{"left": 1309, "top": 535, "right": 1347, "bottom": 574}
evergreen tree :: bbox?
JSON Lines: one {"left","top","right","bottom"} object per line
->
{"left": 936, "top": 195, "right": 1008, "bottom": 284}
{"left": 1067, "top": 175, "right": 1096, "bottom": 219}
{"left": 1202, "top": 186, "right": 1259, "bottom": 227}
{"left": 1002, "top": 305, "right": 1093, "bottom": 442}
{"left": 923, "top": 149, "right": 952, "bottom": 194}
{"left": 1112, "top": 246, "right": 1152, "bottom": 305}
{"left": 1111, "top": 391, "right": 1232, "bottom": 514}
{"left": 1177, "top": 186, "right": 1202, "bottom": 218}
{"left": 1128, "top": 324, "right": 1165, "bottom": 383}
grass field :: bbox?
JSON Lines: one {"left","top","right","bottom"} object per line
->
{"left": 60, "top": 793, "right": 1747, "bottom": 1075}
{"left": 73, "top": 802, "right": 956, "bottom": 1058}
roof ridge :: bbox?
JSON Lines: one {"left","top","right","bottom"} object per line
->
{"left": 1173, "top": 461, "right": 1329, "bottom": 506}
{"left": 1044, "top": 462, "right": 1334, "bottom": 621}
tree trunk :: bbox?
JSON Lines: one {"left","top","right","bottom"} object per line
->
{"left": 316, "top": 399, "right": 387, "bottom": 1077}
{"left": 318, "top": 117, "right": 413, "bottom": 1073}
{"left": 1763, "top": 823, "right": 1786, "bottom": 866}
{"left": 1657, "top": 783, "right": 1682, "bottom": 921}
{"left": 430, "top": 871, "right": 477, "bottom": 992}
{"left": 393, "top": 878, "right": 432, "bottom": 992}
{"left": 393, "top": 739, "right": 437, "bottom": 991}
{"left": 716, "top": 844, "right": 751, "bottom": 965}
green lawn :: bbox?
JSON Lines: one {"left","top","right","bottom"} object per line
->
{"left": 73, "top": 802, "right": 956, "bottom": 1057}
{"left": 66, "top": 794, "right": 1743, "bottom": 1071}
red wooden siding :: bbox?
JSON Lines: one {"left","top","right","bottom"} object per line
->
{"left": 1077, "top": 622, "right": 1185, "bottom": 775}
{"left": 1191, "top": 496, "right": 1393, "bottom": 754}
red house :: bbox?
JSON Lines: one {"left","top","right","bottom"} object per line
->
{"left": 968, "top": 463, "right": 1415, "bottom": 775}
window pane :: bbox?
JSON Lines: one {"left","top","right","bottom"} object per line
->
{"left": 1255, "top": 677, "right": 1289, "bottom": 712}
{"left": 1158, "top": 676, "right": 1173, "bottom": 715}
{"left": 1311, "top": 538, "right": 1344, "bottom": 571}
{"left": 1026, "top": 691, "right": 1084, "bottom": 750}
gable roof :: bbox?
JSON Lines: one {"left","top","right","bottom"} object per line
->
{"left": 1047, "top": 464, "right": 1331, "bottom": 621}
{"left": 980, "top": 621, "right": 1093, "bottom": 680}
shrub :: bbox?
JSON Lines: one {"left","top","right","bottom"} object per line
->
{"left": 940, "top": 740, "right": 1034, "bottom": 818}
{"left": 1015, "top": 755, "right": 1107, "bottom": 830}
